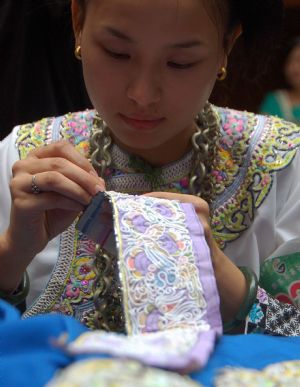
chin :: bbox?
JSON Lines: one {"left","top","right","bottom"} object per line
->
{"left": 119, "top": 138, "right": 163, "bottom": 152}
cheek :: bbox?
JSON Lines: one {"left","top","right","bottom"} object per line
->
{"left": 166, "top": 67, "right": 218, "bottom": 115}
{"left": 81, "top": 54, "right": 126, "bottom": 112}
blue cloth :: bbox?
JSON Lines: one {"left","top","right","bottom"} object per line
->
{"left": 192, "top": 334, "right": 300, "bottom": 386}
{"left": 0, "top": 300, "right": 87, "bottom": 387}
{"left": 1, "top": 300, "right": 300, "bottom": 387}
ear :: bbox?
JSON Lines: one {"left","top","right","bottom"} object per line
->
{"left": 71, "top": 0, "right": 84, "bottom": 45}
{"left": 221, "top": 24, "right": 242, "bottom": 69}
{"left": 225, "top": 24, "right": 242, "bottom": 55}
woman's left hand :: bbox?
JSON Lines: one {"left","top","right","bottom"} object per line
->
{"left": 144, "top": 192, "right": 248, "bottom": 325}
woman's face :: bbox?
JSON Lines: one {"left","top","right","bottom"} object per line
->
{"left": 74, "top": 0, "right": 227, "bottom": 164}
{"left": 285, "top": 45, "right": 300, "bottom": 91}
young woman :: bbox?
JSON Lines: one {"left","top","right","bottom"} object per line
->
{"left": 0, "top": 0, "right": 299, "bottom": 337}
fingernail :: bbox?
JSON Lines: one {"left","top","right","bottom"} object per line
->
{"left": 94, "top": 185, "right": 104, "bottom": 195}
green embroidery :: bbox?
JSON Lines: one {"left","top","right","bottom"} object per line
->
{"left": 16, "top": 110, "right": 300, "bottom": 253}
{"left": 211, "top": 113, "right": 300, "bottom": 249}
{"left": 260, "top": 252, "right": 300, "bottom": 308}
{"left": 128, "top": 154, "right": 164, "bottom": 190}
{"left": 16, "top": 118, "right": 54, "bottom": 159}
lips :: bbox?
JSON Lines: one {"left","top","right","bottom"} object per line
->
{"left": 120, "top": 113, "right": 165, "bottom": 130}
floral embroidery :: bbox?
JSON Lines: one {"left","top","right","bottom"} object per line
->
{"left": 47, "top": 358, "right": 201, "bottom": 387}
{"left": 260, "top": 253, "right": 300, "bottom": 309}
{"left": 60, "top": 111, "right": 94, "bottom": 155}
{"left": 211, "top": 109, "right": 300, "bottom": 249}
{"left": 215, "top": 361, "right": 300, "bottom": 387}
{"left": 108, "top": 192, "right": 209, "bottom": 335}
{"left": 49, "top": 232, "right": 98, "bottom": 327}
{"left": 15, "top": 108, "right": 300, "bottom": 325}
{"left": 16, "top": 117, "right": 55, "bottom": 158}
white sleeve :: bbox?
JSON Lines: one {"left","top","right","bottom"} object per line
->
{"left": 224, "top": 149, "right": 300, "bottom": 275}
{"left": 0, "top": 127, "right": 59, "bottom": 307}
{"left": 272, "top": 149, "right": 300, "bottom": 255}
{"left": 0, "top": 127, "right": 19, "bottom": 234}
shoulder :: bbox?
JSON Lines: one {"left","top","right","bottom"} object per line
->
{"left": 16, "top": 110, "right": 96, "bottom": 159}
{"left": 213, "top": 106, "right": 300, "bottom": 179}
{"left": 211, "top": 106, "right": 300, "bottom": 248}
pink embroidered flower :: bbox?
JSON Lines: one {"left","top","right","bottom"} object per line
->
{"left": 222, "top": 116, "right": 246, "bottom": 147}
{"left": 212, "top": 170, "right": 225, "bottom": 182}
{"left": 223, "top": 117, "right": 245, "bottom": 134}
{"left": 260, "top": 175, "right": 271, "bottom": 187}
{"left": 179, "top": 177, "right": 189, "bottom": 189}
{"left": 65, "top": 282, "right": 81, "bottom": 299}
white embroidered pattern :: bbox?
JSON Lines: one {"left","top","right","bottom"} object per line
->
{"left": 108, "top": 192, "right": 208, "bottom": 335}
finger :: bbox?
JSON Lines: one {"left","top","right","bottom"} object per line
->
{"left": 143, "top": 192, "right": 194, "bottom": 201}
{"left": 143, "top": 192, "right": 208, "bottom": 212}
{"left": 12, "top": 158, "right": 105, "bottom": 197}
{"left": 13, "top": 191, "right": 85, "bottom": 213}
{"left": 27, "top": 141, "right": 98, "bottom": 175}
{"left": 11, "top": 172, "right": 97, "bottom": 206}
{"left": 144, "top": 191, "right": 211, "bottom": 238}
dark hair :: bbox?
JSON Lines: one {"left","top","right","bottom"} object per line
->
{"left": 227, "top": 1, "right": 283, "bottom": 64}
{"left": 76, "top": 0, "right": 283, "bottom": 59}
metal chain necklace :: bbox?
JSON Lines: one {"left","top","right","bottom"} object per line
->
{"left": 89, "top": 101, "right": 221, "bottom": 331}
{"left": 90, "top": 102, "right": 220, "bottom": 203}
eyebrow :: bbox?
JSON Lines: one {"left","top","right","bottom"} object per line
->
{"left": 104, "top": 26, "right": 204, "bottom": 49}
{"left": 169, "top": 40, "right": 204, "bottom": 49}
{"left": 105, "top": 26, "right": 135, "bottom": 43}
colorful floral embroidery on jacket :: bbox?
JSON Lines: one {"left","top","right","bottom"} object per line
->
{"left": 211, "top": 109, "right": 300, "bottom": 248}
{"left": 16, "top": 108, "right": 300, "bottom": 324}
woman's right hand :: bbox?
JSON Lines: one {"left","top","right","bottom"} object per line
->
{"left": 1, "top": 141, "right": 104, "bottom": 291}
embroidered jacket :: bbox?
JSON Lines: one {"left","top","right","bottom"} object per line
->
{"left": 16, "top": 107, "right": 300, "bottom": 335}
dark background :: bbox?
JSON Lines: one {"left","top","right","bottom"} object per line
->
{"left": 0, "top": 0, "right": 299, "bottom": 140}
{"left": 0, "top": 0, "right": 91, "bottom": 139}
{"left": 211, "top": 2, "right": 300, "bottom": 112}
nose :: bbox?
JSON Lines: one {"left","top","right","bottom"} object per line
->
{"left": 126, "top": 68, "right": 161, "bottom": 107}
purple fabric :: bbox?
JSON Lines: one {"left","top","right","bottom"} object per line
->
{"left": 181, "top": 203, "right": 222, "bottom": 335}
{"left": 122, "top": 330, "right": 219, "bottom": 371}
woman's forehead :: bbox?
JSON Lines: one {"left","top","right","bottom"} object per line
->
{"left": 84, "top": 0, "right": 218, "bottom": 20}
{"left": 84, "top": 0, "right": 221, "bottom": 38}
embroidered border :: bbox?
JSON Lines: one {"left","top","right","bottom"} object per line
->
{"left": 211, "top": 111, "right": 300, "bottom": 249}
{"left": 23, "top": 224, "right": 77, "bottom": 317}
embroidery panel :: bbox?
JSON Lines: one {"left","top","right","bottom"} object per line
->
{"left": 67, "top": 328, "right": 210, "bottom": 371}
{"left": 215, "top": 361, "right": 300, "bottom": 387}
{"left": 105, "top": 192, "right": 209, "bottom": 335}
{"left": 47, "top": 358, "right": 201, "bottom": 387}
{"left": 75, "top": 191, "right": 220, "bottom": 371}
{"left": 15, "top": 109, "right": 300, "bottom": 323}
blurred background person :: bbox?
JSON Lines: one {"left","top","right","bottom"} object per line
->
{"left": 259, "top": 37, "right": 300, "bottom": 124}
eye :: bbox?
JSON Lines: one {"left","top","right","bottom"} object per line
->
{"left": 103, "top": 47, "right": 130, "bottom": 60}
{"left": 167, "top": 61, "right": 197, "bottom": 70}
